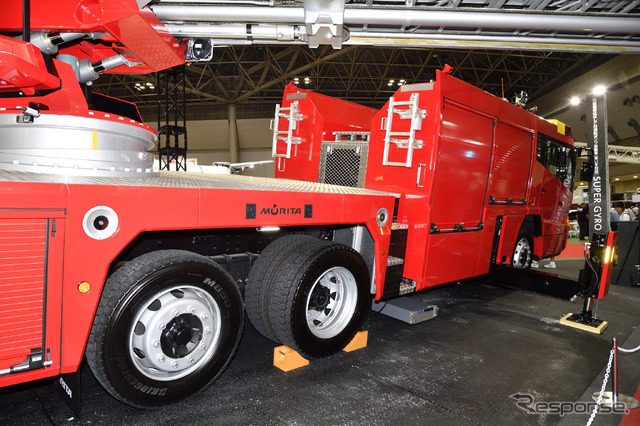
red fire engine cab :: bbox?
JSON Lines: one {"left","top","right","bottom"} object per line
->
{"left": 0, "top": 0, "right": 588, "bottom": 411}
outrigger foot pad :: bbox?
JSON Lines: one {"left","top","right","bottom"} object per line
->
{"left": 560, "top": 313, "right": 608, "bottom": 334}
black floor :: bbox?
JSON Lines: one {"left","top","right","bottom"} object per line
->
{"left": 1, "top": 259, "right": 639, "bottom": 425}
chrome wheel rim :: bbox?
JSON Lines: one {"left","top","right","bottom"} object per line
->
{"left": 129, "top": 285, "right": 221, "bottom": 381}
{"left": 512, "top": 237, "right": 532, "bottom": 268}
{"left": 305, "top": 266, "right": 358, "bottom": 339}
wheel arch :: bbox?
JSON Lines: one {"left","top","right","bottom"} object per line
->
{"left": 331, "top": 225, "right": 376, "bottom": 292}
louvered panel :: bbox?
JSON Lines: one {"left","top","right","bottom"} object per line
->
{"left": 0, "top": 219, "right": 47, "bottom": 368}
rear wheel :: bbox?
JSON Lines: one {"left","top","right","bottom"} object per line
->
{"left": 86, "top": 250, "right": 243, "bottom": 408}
{"left": 245, "top": 234, "right": 319, "bottom": 342}
{"left": 268, "top": 240, "right": 370, "bottom": 358}
{"left": 512, "top": 227, "right": 534, "bottom": 269}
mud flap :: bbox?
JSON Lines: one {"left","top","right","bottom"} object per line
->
{"left": 56, "top": 368, "right": 82, "bottom": 419}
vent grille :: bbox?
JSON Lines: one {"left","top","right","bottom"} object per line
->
{"left": 319, "top": 142, "right": 369, "bottom": 188}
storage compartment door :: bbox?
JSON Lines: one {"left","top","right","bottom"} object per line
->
{"left": 424, "top": 101, "right": 493, "bottom": 284}
{"left": 0, "top": 214, "right": 64, "bottom": 381}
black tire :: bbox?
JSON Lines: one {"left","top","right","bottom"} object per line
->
{"left": 512, "top": 226, "right": 534, "bottom": 269}
{"left": 85, "top": 250, "right": 243, "bottom": 408}
{"left": 267, "top": 240, "right": 370, "bottom": 358}
{"left": 245, "top": 234, "right": 319, "bottom": 342}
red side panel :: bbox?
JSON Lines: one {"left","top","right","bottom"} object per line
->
{"left": 365, "top": 83, "right": 439, "bottom": 284}
{"left": 364, "top": 84, "right": 439, "bottom": 195}
{"left": 421, "top": 101, "right": 493, "bottom": 287}
{"left": 488, "top": 122, "right": 533, "bottom": 204}
{"left": 274, "top": 83, "right": 376, "bottom": 182}
{"left": 429, "top": 101, "right": 493, "bottom": 230}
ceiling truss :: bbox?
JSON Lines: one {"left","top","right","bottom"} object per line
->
{"left": 91, "top": 0, "right": 639, "bottom": 121}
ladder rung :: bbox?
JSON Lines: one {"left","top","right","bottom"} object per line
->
{"left": 276, "top": 136, "right": 301, "bottom": 143}
{"left": 388, "top": 132, "right": 411, "bottom": 136}
{"left": 389, "top": 138, "right": 422, "bottom": 147}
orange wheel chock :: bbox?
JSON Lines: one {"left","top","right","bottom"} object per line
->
{"left": 342, "top": 330, "right": 368, "bottom": 352}
{"left": 273, "top": 345, "right": 309, "bottom": 372}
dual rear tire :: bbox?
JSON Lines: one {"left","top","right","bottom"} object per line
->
{"left": 245, "top": 235, "right": 370, "bottom": 358}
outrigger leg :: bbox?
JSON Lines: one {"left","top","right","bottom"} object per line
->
{"left": 560, "top": 232, "right": 617, "bottom": 334}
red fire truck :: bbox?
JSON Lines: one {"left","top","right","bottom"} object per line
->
{"left": 0, "top": 0, "right": 583, "bottom": 410}
{"left": 273, "top": 69, "right": 577, "bottom": 296}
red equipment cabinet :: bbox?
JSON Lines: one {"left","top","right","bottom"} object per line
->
{"left": 272, "top": 82, "right": 377, "bottom": 183}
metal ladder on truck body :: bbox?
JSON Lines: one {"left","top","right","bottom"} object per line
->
{"left": 381, "top": 93, "right": 426, "bottom": 168}
{"left": 271, "top": 101, "right": 303, "bottom": 161}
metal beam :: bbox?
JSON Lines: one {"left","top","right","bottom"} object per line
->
{"left": 152, "top": 5, "right": 640, "bottom": 35}
{"left": 233, "top": 45, "right": 358, "bottom": 102}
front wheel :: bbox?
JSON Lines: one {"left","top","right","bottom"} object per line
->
{"left": 512, "top": 227, "right": 534, "bottom": 269}
{"left": 268, "top": 240, "right": 370, "bottom": 358}
{"left": 86, "top": 250, "right": 243, "bottom": 408}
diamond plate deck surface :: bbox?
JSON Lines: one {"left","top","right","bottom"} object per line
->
{"left": 0, "top": 171, "right": 396, "bottom": 197}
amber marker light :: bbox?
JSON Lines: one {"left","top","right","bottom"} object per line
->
{"left": 78, "top": 281, "right": 91, "bottom": 293}
{"left": 604, "top": 246, "right": 615, "bottom": 264}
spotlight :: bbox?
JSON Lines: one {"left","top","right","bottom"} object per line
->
{"left": 593, "top": 85, "right": 606, "bottom": 96}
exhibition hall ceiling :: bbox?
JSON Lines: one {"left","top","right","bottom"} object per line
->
{"left": 90, "top": 0, "right": 640, "bottom": 179}
{"left": 94, "top": 0, "right": 639, "bottom": 110}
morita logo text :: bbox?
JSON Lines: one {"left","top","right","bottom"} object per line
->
{"left": 245, "top": 203, "right": 313, "bottom": 219}
{"left": 261, "top": 204, "right": 301, "bottom": 215}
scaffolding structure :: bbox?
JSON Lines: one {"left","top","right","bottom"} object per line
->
{"left": 157, "top": 65, "right": 188, "bottom": 171}
{"left": 574, "top": 142, "right": 640, "bottom": 164}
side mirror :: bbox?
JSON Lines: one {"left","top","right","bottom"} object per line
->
{"left": 557, "top": 166, "right": 568, "bottom": 181}
{"left": 580, "top": 162, "right": 594, "bottom": 182}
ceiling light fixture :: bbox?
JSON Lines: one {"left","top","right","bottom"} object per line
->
{"left": 593, "top": 85, "right": 607, "bottom": 96}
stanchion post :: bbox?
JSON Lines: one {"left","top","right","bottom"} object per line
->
{"left": 612, "top": 338, "right": 618, "bottom": 404}
{"left": 593, "top": 337, "right": 640, "bottom": 410}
